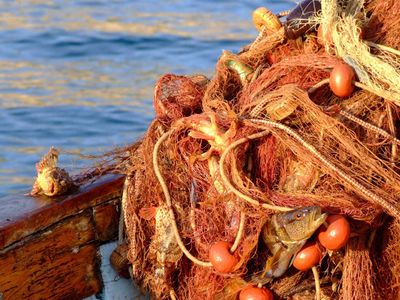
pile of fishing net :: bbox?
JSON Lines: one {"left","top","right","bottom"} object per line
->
{"left": 104, "top": 0, "right": 400, "bottom": 299}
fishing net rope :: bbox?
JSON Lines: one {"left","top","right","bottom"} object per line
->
{"left": 81, "top": 0, "right": 400, "bottom": 299}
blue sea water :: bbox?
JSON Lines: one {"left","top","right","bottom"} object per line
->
{"left": 0, "top": 0, "right": 294, "bottom": 197}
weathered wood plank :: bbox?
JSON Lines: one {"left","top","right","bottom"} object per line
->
{"left": 0, "top": 213, "right": 101, "bottom": 299}
{"left": 93, "top": 201, "right": 120, "bottom": 242}
{"left": 0, "top": 175, "right": 124, "bottom": 249}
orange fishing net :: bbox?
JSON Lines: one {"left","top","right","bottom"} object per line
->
{"left": 96, "top": 0, "right": 400, "bottom": 299}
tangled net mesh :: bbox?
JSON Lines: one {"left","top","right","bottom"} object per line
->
{"left": 373, "top": 218, "right": 400, "bottom": 299}
{"left": 79, "top": 0, "right": 400, "bottom": 299}
{"left": 153, "top": 73, "right": 208, "bottom": 125}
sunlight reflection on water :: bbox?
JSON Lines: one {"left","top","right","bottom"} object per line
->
{"left": 0, "top": 0, "right": 293, "bottom": 196}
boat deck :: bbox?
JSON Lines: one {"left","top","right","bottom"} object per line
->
{"left": 0, "top": 175, "right": 131, "bottom": 299}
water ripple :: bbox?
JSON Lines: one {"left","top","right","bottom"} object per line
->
{"left": 0, "top": 0, "right": 294, "bottom": 196}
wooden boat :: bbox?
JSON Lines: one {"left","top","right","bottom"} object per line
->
{"left": 0, "top": 175, "right": 126, "bottom": 299}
